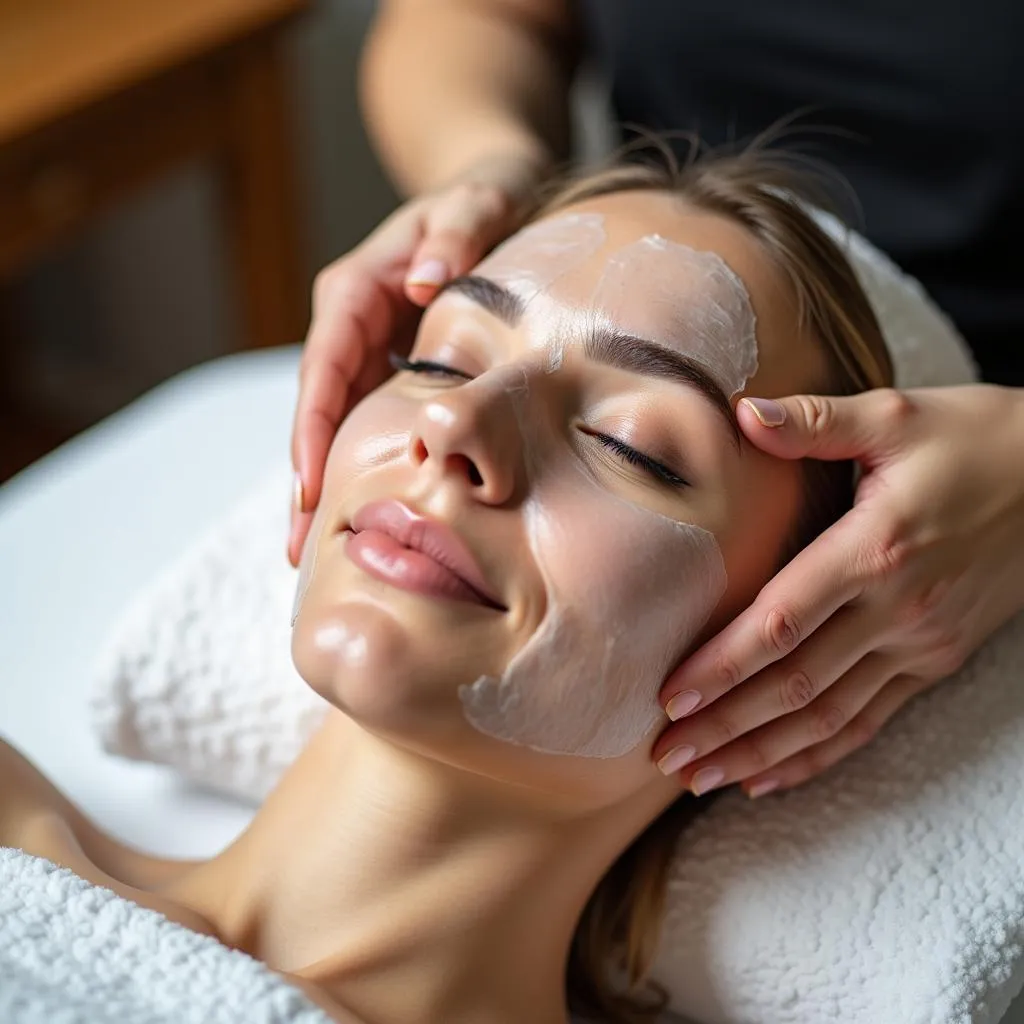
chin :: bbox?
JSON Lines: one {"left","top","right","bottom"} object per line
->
{"left": 291, "top": 592, "right": 498, "bottom": 730}
{"left": 290, "top": 588, "right": 667, "bottom": 810}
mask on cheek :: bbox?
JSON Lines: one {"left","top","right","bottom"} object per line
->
{"left": 457, "top": 369, "right": 728, "bottom": 758}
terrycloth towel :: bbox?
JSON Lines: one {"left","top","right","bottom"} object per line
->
{"left": 650, "top": 608, "right": 1024, "bottom": 1024}
{"left": 87, "top": 212, "right": 1024, "bottom": 1022}
{"left": 0, "top": 847, "right": 688, "bottom": 1024}
{"left": 0, "top": 846, "right": 333, "bottom": 1024}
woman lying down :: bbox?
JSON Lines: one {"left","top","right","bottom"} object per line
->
{"left": 0, "top": 149, "right": 892, "bottom": 1024}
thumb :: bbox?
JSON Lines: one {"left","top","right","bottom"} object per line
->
{"left": 737, "top": 389, "right": 912, "bottom": 462}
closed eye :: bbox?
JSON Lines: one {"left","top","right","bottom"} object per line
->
{"left": 589, "top": 431, "right": 690, "bottom": 489}
{"left": 392, "top": 353, "right": 689, "bottom": 488}
{"left": 389, "top": 353, "right": 472, "bottom": 380}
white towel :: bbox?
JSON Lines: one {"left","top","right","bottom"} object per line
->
{"left": 88, "top": 213, "right": 1024, "bottom": 1022}
{"left": 0, "top": 846, "right": 333, "bottom": 1024}
{"left": 651, "top": 608, "right": 1024, "bottom": 1024}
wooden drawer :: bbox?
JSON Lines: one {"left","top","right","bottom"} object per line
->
{"left": 0, "top": 59, "right": 225, "bottom": 277}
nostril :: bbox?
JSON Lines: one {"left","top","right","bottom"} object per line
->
{"left": 447, "top": 453, "right": 483, "bottom": 486}
{"left": 410, "top": 438, "right": 428, "bottom": 465}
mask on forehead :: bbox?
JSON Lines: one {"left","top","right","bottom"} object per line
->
{"left": 476, "top": 213, "right": 606, "bottom": 372}
{"left": 588, "top": 235, "right": 759, "bottom": 396}
{"left": 478, "top": 215, "right": 759, "bottom": 394}
{"left": 476, "top": 212, "right": 606, "bottom": 304}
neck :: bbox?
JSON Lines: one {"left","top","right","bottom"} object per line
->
{"left": 175, "top": 710, "right": 656, "bottom": 1024}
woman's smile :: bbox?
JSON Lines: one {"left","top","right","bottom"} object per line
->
{"left": 345, "top": 499, "right": 507, "bottom": 612}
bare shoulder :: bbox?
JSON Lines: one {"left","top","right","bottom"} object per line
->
{"left": 0, "top": 735, "right": 79, "bottom": 841}
{"left": 0, "top": 735, "right": 199, "bottom": 891}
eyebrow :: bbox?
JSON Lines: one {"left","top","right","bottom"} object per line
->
{"left": 438, "top": 274, "right": 741, "bottom": 446}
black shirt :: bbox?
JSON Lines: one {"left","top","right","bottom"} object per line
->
{"left": 581, "top": 0, "right": 1024, "bottom": 385}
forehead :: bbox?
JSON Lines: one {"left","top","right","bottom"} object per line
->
{"left": 477, "top": 189, "right": 826, "bottom": 399}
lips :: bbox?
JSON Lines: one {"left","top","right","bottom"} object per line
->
{"left": 346, "top": 500, "right": 506, "bottom": 611}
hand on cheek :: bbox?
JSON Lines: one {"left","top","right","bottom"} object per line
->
{"left": 651, "top": 385, "right": 1024, "bottom": 799}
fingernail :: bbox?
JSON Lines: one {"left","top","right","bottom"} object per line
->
{"left": 293, "top": 473, "right": 306, "bottom": 514}
{"left": 691, "top": 766, "right": 726, "bottom": 795}
{"left": 658, "top": 745, "right": 697, "bottom": 775}
{"left": 741, "top": 397, "right": 786, "bottom": 428}
{"left": 747, "top": 779, "right": 779, "bottom": 799}
{"left": 406, "top": 259, "right": 448, "bottom": 287}
{"left": 666, "top": 690, "right": 702, "bottom": 721}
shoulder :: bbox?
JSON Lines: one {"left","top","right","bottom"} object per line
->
{"left": 0, "top": 735, "right": 221, "bottom": 937}
{"left": 0, "top": 735, "right": 198, "bottom": 891}
{"left": 0, "top": 736, "right": 70, "bottom": 841}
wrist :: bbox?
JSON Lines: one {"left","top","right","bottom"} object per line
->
{"left": 423, "top": 131, "right": 555, "bottom": 200}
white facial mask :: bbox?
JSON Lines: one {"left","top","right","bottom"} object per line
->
{"left": 589, "top": 235, "right": 759, "bottom": 396}
{"left": 292, "top": 505, "right": 323, "bottom": 627}
{"left": 459, "top": 215, "right": 759, "bottom": 757}
{"left": 477, "top": 212, "right": 606, "bottom": 306}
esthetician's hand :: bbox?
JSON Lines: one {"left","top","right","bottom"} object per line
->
{"left": 654, "top": 384, "right": 1024, "bottom": 799}
{"left": 288, "top": 154, "right": 543, "bottom": 566}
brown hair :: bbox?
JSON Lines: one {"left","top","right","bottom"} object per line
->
{"left": 525, "top": 143, "right": 894, "bottom": 1023}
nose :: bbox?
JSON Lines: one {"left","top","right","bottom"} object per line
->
{"left": 408, "top": 375, "right": 526, "bottom": 506}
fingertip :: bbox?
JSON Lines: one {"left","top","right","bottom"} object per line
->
{"left": 405, "top": 257, "right": 449, "bottom": 289}
{"left": 745, "top": 779, "right": 781, "bottom": 800}
{"left": 287, "top": 516, "right": 301, "bottom": 568}
{"left": 289, "top": 509, "right": 314, "bottom": 568}
{"left": 403, "top": 279, "right": 442, "bottom": 306}
{"left": 658, "top": 669, "right": 688, "bottom": 711}
{"left": 404, "top": 254, "right": 451, "bottom": 306}
{"left": 739, "top": 397, "right": 787, "bottom": 429}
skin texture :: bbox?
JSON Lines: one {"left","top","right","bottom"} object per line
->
{"left": 2, "top": 190, "right": 828, "bottom": 1024}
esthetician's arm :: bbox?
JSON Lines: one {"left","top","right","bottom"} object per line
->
{"left": 288, "top": 0, "right": 579, "bottom": 565}
{"left": 654, "top": 385, "right": 1024, "bottom": 800}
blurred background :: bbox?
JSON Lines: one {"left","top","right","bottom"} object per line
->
{"left": 0, "top": 0, "right": 399, "bottom": 482}
{"left": 0, "top": 0, "right": 611, "bottom": 485}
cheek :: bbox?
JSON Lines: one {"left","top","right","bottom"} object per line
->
{"left": 713, "top": 454, "right": 805, "bottom": 625}
{"left": 319, "top": 390, "right": 417, "bottom": 503}
{"left": 293, "top": 390, "right": 417, "bottom": 624}
{"left": 459, "top": 468, "right": 728, "bottom": 759}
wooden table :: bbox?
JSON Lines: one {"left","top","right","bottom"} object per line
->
{"left": 0, "top": 0, "right": 311, "bottom": 353}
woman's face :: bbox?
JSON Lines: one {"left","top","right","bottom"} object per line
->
{"left": 292, "top": 190, "right": 828, "bottom": 809}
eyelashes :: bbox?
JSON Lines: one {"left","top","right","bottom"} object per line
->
{"left": 389, "top": 353, "right": 472, "bottom": 380}
{"left": 390, "top": 353, "right": 690, "bottom": 490}
{"left": 588, "top": 432, "right": 689, "bottom": 489}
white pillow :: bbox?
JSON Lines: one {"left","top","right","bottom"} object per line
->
{"left": 92, "top": 221, "right": 1024, "bottom": 1024}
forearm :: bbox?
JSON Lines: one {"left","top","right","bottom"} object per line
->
{"left": 360, "top": 0, "right": 579, "bottom": 196}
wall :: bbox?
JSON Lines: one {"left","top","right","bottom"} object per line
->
{"left": 9, "top": 0, "right": 398, "bottom": 425}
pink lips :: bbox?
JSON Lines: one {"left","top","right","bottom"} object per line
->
{"left": 345, "top": 500, "right": 506, "bottom": 611}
